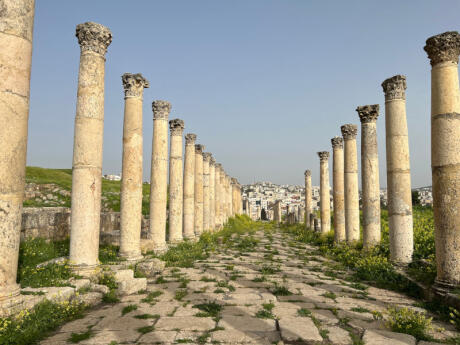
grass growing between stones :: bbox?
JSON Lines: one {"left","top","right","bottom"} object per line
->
{"left": 386, "top": 307, "right": 433, "bottom": 340}
{"left": 0, "top": 299, "right": 87, "bottom": 345}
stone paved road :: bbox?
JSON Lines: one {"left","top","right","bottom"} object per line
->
{"left": 42, "top": 230, "right": 458, "bottom": 344}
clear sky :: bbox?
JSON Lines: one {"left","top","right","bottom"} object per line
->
{"left": 27, "top": 0, "right": 460, "bottom": 187}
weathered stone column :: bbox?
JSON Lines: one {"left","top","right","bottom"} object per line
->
{"left": 194, "top": 144, "right": 204, "bottom": 235}
{"left": 214, "top": 164, "right": 222, "bottom": 228}
{"left": 227, "top": 175, "right": 233, "bottom": 218}
{"left": 243, "top": 199, "right": 250, "bottom": 216}
{"left": 148, "top": 100, "right": 171, "bottom": 252}
{"left": 357, "top": 105, "right": 381, "bottom": 248}
{"left": 119, "top": 73, "right": 149, "bottom": 260}
{"left": 0, "top": 0, "right": 35, "bottom": 301}
{"left": 183, "top": 134, "right": 196, "bottom": 239}
{"left": 424, "top": 32, "right": 460, "bottom": 290}
{"left": 298, "top": 207, "right": 305, "bottom": 224}
{"left": 209, "top": 157, "right": 216, "bottom": 231}
{"left": 341, "top": 124, "right": 359, "bottom": 242}
{"left": 304, "top": 170, "right": 312, "bottom": 229}
{"left": 382, "top": 75, "right": 413, "bottom": 264}
{"left": 331, "top": 137, "right": 345, "bottom": 243}
{"left": 70, "top": 22, "right": 112, "bottom": 275}
{"left": 274, "top": 200, "right": 282, "bottom": 223}
{"left": 202, "top": 153, "right": 211, "bottom": 231}
{"left": 168, "top": 119, "right": 185, "bottom": 243}
{"left": 221, "top": 171, "right": 227, "bottom": 224}
{"left": 231, "top": 178, "right": 239, "bottom": 216}
{"left": 318, "top": 151, "right": 331, "bottom": 233}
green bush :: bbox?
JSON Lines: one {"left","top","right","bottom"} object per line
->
{"left": 386, "top": 307, "right": 432, "bottom": 340}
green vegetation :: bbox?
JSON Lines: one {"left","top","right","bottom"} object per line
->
{"left": 69, "top": 330, "right": 93, "bottom": 343}
{"left": 121, "top": 304, "right": 138, "bottom": 316}
{"left": 255, "top": 303, "right": 276, "bottom": 319}
{"left": 297, "top": 308, "right": 312, "bottom": 317}
{"left": 134, "top": 313, "right": 160, "bottom": 320}
{"left": 136, "top": 325, "right": 155, "bottom": 334}
{"left": 193, "top": 302, "right": 222, "bottom": 318}
{"left": 386, "top": 307, "right": 432, "bottom": 340}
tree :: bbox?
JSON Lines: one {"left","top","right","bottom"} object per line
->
{"left": 412, "top": 190, "right": 420, "bottom": 206}
{"left": 261, "top": 208, "right": 267, "bottom": 220}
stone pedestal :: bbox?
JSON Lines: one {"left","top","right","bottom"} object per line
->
{"left": 341, "top": 124, "right": 359, "bottom": 242}
{"left": 168, "top": 119, "right": 185, "bottom": 243}
{"left": 357, "top": 105, "right": 381, "bottom": 248}
{"left": 202, "top": 153, "right": 211, "bottom": 231}
{"left": 148, "top": 101, "right": 171, "bottom": 252}
{"left": 183, "top": 134, "right": 196, "bottom": 239}
{"left": 304, "top": 170, "right": 312, "bottom": 229}
{"left": 70, "top": 22, "right": 112, "bottom": 275}
{"left": 194, "top": 144, "right": 204, "bottom": 236}
{"left": 424, "top": 32, "right": 460, "bottom": 290}
{"left": 119, "top": 73, "right": 149, "bottom": 260}
{"left": 0, "top": 0, "right": 35, "bottom": 300}
{"left": 214, "top": 164, "right": 222, "bottom": 229}
{"left": 331, "top": 137, "right": 345, "bottom": 243}
{"left": 317, "top": 151, "right": 331, "bottom": 233}
{"left": 382, "top": 75, "right": 413, "bottom": 264}
{"left": 209, "top": 157, "right": 216, "bottom": 231}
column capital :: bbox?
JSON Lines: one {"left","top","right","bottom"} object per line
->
{"left": 356, "top": 104, "right": 379, "bottom": 123}
{"left": 210, "top": 157, "right": 216, "bottom": 165}
{"left": 317, "top": 151, "right": 330, "bottom": 161}
{"left": 304, "top": 170, "right": 311, "bottom": 177}
{"left": 122, "top": 73, "right": 149, "bottom": 98}
{"left": 382, "top": 75, "right": 406, "bottom": 101}
{"left": 340, "top": 124, "right": 358, "bottom": 140}
{"left": 152, "top": 100, "right": 171, "bottom": 120}
{"left": 231, "top": 177, "right": 238, "bottom": 185}
{"left": 424, "top": 31, "right": 460, "bottom": 66}
{"left": 215, "top": 163, "right": 222, "bottom": 169}
{"left": 195, "top": 144, "right": 205, "bottom": 154}
{"left": 76, "top": 22, "right": 112, "bottom": 56}
{"left": 185, "top": 133, "right": 196, "bottom": 144}
{"left": 331, "top": 136, "right": 344, "bottom": 149}
{"left": 169, "top": 119, "right": 184, "bottom": 135}
{"left": 203, "top": 152, "right": 212, "bottom": 162}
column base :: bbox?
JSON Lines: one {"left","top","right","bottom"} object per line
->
{"left": 0, "top": 283, "right": 20, "bottom": 302}
{"left": 119, "top": 251, "right": 144, "bottom": 262}
{"left": 70, "top": 264, "right": 100, "bottom": 277}
{"left": 168, "top": 238, "right": 184, "bottom": 245}
{"left": 433, "top": 278, "right": 457, "bottom": 296}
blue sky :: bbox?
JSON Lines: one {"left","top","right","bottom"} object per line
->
{"left": 27, "top": 1, "right": 459, "bottom": 187}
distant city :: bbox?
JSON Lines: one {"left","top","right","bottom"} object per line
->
{"left": 242, "top": 181, "right": 433, "bottom": 221}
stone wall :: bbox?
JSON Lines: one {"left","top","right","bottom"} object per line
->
{"left": 21, "top": 207, "right": 149, "bottom": 244}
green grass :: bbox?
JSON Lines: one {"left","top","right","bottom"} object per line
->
{"left": 121, "top": 304, "right": 138, "bottom": 316}
{"left": 137, "top": 325, "right": 155, "bottom": 334}
{"left": 297, "top": 308, "right": 312, "bottom": 317}
{"left": 69, "top": 330, "right": 93, "bottom": 343}
{"left": 271, "top": 285, "right": 292, "bottom": 296}
{"left": 141, "top": 290, "right": 163, "bottom": 304}
{"left": 134, "top": 314, "right": 160, "bottom": 320}
{"left": 386, "top": 307, "right": 433, "bottom": 340}
{"left": 193, "top": 302, "right": 222, "bottom": 318}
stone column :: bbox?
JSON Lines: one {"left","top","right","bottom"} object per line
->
{"left": 70, "top": 22, "right": 112, "bottom": 275}
{"left": 382, "top": 75, "right": 413, "bottom": 264}
{"left": 227, "top": 175, "right": 233, "bottom": 218}
{"left": 243, "top": 199, "right": 249, "bottom": 216}
{"left": 220, "top": 171, "right": 227, "bottom": 224}
{"left": 183, "top": 134, "right": 196, "bottom": 239}
{"left": 357, "top": 105, "right": 381, "bottom": 248}
{"left": 341, "top": 124, "right": 360, "bottom": 242}
{"left": 148, "top": 100, "right": 171, "bottom": 252}
{"left": 231, "top": 178, "right": 239, "bottom": 217}
{"left": 317, "top": 151, "right": 331, "bottom": 233}
{"left": 331, "top": 136, "right": 345, "bottom": 243}
{"left": 168, "top": 119, "right": 185, "bottom": 243}
{"left": 214, "top": 163, "right": 222, "bottom": 228}
{"left": 119, "top": 73, "right": 149, "bottom": 260}
{"left": 299, "top": 208, "right": 305, "bottom": 224}
{"left": 202, "top": 152, "right": 211, "bottom": 231}
{"left": 424, "top": 32, "right": 460, "bottom": 290}
{"left": 274, "top": 200, "right": 282, "bottom": 223}
{"left": 194, "top": 144, "right": 204, "bottom": 235}
{"left": 209, "top": 157, "right": 216, "bottom": 231}
{"left": 304, "top": 170, "right": 312, "bottom": 229}
{"left": 0, "top": 0, "right": 35, "bottom": 301}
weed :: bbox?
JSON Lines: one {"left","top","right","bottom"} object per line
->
{"left": 386, "top": 307, "right": 432, "bottom": 340}
{"left": 121, "top": 304, "right": 138, "bottom": 316}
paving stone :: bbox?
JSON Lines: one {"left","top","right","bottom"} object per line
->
{"left": 138, "top": 330, "right": 177, "bottom": 343}
{"left": 325, "top": 326, "right": 352, "bottom": 345}
{"left": 212, "top": 329, "right": 280, "bottom": 344}
{"left": 218, "top": 315, "right": 276, "bottom": 332}
{"left": 155, "top": 316, "right": 215, "bottom": 331}
{"left": 362, "top": 329, "right": 416, "bottom": 345}
{"left": 312, "top": 309, "right": 339, "bottom": 325}
{"left": 278, "top": 316, "right": 323, "bottom": 342}
{"left": 78, "top": 330, "right": 141, "bottom": 344}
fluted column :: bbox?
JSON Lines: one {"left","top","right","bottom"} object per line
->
{"left": 202, "top": 152, "right": 211, "bottom": 231}
{"left": 168, "top": 119, "right": 184, "bottom": 243}
{"left": 304, "top": 170, "right": 312, "bottom": 229}
{"left": 183, "top": 134, "right": 196, "bottom": 239}
{"left": 424, "top": 32, "right": 460, "bottom": 290}
{"left": 382, "top": 75, "right": 413, "bottom": 264}
{"left": 209, "top": 157, "right": 216, "bottom": 231}
{"left": 357, "top": 105, "right": 381, "bottom": 248}
{"left": 119, "top": 73, "right": 149, "bottom": 260}
{"left": 148, "top": 101, "right": 171, "bottom": 252}
{"left": 214, "top": 163, "right": 222, "bottom": 228}
{"left": 331, "top": 137, "right": 345, "bottom": 243}
{"left": 318, "top": 151, "right": 331, "bottom": 233}
{"left": 70, "top": 22, "right": 112, "bottom": 275}
{"left": 0, "top": 0, "right": 35, "bottom": 301}
{"left": 194, "top": 144, "right": 204, "bottom": 235}
{"left": 341, "top": 124, "right": 359, "bottom": 242}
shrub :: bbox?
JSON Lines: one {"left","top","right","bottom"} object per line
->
{"left": 386, "top": 307, "right": 432, "bottom": 340}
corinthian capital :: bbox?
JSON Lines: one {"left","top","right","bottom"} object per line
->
{"left": 203, "top": 152, "right": 212, "bottom": 162}
{"left": 340, "top": 124, "right": 358, "bottom": 140}
{"left": 195, "top": 144, "right": 205, "bottom": 154}
{"left": 210, "top": 157, "right": 216, "bottom": 165}
{"left": 356, "top": 105, "right": 379, "bottom": 123}
{"left": 185, "top": 133, "right": 196, "bottom": 145}
{"left": 76, "top": 22, "right": 112, "bottom": 56}
{"left": 424, "top": 31, "right": 460, "bottom": 66}
{"left": 122, "top": 73, "right": 149, "bottom": 98}
{"left": 382, "top": 75, "right": 406, "bottom": 101}
{"left": 169, "top": 119, "right": 184, "bottom": 136}
{"left": 331, "top": 136, "right": 343, "bottom": 149}
{"left": 317, "top": 151, "right": 329, "bottom": 161}
{"left": 152, "top": 100, "right": 171, "bottom": 120}
{"left": 304, "top": 170, "right": 311, "bottom": 177}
